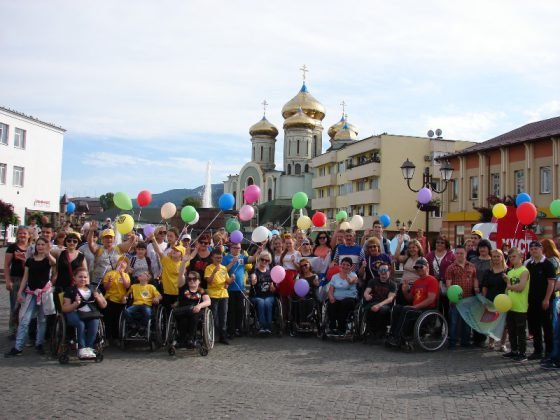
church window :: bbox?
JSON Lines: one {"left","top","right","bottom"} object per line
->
{"left": 269, "top": 148, "right": 272, "bottom": 161}
{"left": 305, "top": 164, "right": 309, "bottom": 173}
{"left": 252, "top": 147, "right": 255, "bottom": 160}
{"left": 247, "top": 177, "right": 254, "bottom": 186}
{"left": 260, "top": 146, "right": 263, "bottom": 161}
{"left": 297, "top": 140, "right": 300, "bottom": 154}
{"left": 268, "top": 188, "right": 272, "bottom": 201}
{"left": 287, "top": 164, "right": 291, "bottom": 175}
{"left": 295, "top": 164, "right": 301, "bottom": 175}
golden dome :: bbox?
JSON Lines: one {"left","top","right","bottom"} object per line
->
{"left": 333, "top": 123, "right": 358, "bottom": 142}
{"left": 283, "top": 107, "right": 317, "bottom": 130}
{"left": 249, "top": 116, "right": 278, "bottom": 137}
{"left": 281, "top": 83, "right": 326, "bottom": 121}
{"left": 328, "top": 115, "right": 358, "bottom": 139}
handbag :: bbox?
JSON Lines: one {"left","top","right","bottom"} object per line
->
{"left": 78, "top": 304, "right": 103, "bottom": 321}
{"left": 41, "top": 288, "right": 56, "bottom": 315}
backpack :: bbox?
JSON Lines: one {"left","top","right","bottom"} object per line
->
{"left": 130, "top": 255, "right": 154, "bottom": 279}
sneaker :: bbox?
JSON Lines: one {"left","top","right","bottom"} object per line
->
{"left": 514, "top": 353, "right": 528, "bottom": 362}
{"left": 35, "top": 345, "right": 45, "bottom": 355}
{"left": 502, "top": 351, "right": 518, "bottom": 358}
{"left": 4, "top": 348, "right": 22, "bottom": 357}
{"left": 258, "top": 328, "right": 266, "bottom": 334}
{"left": 527, "top": 352, "right": 543, "bottom": 361}
{"left": 541, "top": 360, "right": 560, "bottom": 370}
{"left": 540, "top": 358, "right": 552, "bottom": 365}
{"left": 219, "top": 337, "right": 230, "bottom": 345}
{"left": 265, "top": 329, "right": 272, "bottom": 334}
{"left": 77, "top": 348, "right": 88, "bottom": 359}
{"left": 234, "top": 329, "right": 242, "bottom": 337}
{"left": 498, "top": 345, "right": 508, "bottom": 353}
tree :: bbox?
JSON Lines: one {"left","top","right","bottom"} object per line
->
{"left": 99, "top": 192, "right": 115, "bottom": 211}
{"left": 0, "top": 200, "right": 19, "bottom": 245}
{"left": 181, "top": 196, "right": 202, "bottom": 208}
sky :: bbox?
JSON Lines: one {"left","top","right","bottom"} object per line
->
{"left": 1, "top": 0, "right": 560, "bottom": 198}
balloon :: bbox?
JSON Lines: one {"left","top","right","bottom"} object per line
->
{"left": 252, "top": 226, "right": 270, "bottom": 243}
{"left": 550, "top": 199, "right": 560, "bottom": 218}
{"left": 494, "top": 293, "right": 512, "bottom": 313}
{"left": 219, "top": 193, "right": 235, "bottom": 211}
{"left": 516, "top": 202, "right": 537, "bottom": 225}
{"left": 515, "top": 193, "right": 532, "bottom": 206}
{"left": 292, "top": 192, "right": 308, "bottom": 209}
{"left": 244, "top": 185, "right": 261, "bottom": 204}
{"left": 116, "top": 214, "right": 134, "bottom": 235}
{"left": 143, "top": 224, "right": 155, "bottom": 237}
{"left": 225, "top": 218, "right": 240, "bottom": 233}
{"left": 161, "top": 202, "right": 177, "bottom": 219}
{"left": 180, "top": 206, "right": 197, "bottom": 223}
{"left": 417, "top": 187, "right": 432, "bottom": 205}
{"left": 297, "top": 216, "right": 312, "bottom": 230}
{"left": 492, "top": 203, "right": 507, "bottom": 219}
{"left": 350, "top": 215, "right": 364, "bottom": 230}
{"left": 271, "top": 229, "right": 280, "bottom": 236}
{"left": 447, "top": 285, "right": 463, "bottom": 304}
{"left": 191, "top": 212, "right": 200, "bottom": 225}
{"left": 270, "top": 265, "right": 286, "bottom": 284}
{"left": 340, "top": 221, "right": 351, "bottom": 230}
{"left": 379, "top": 214, "right": 391, "bottom": 228}
{"left": 311, "top": 212, "right": 327, "bottom": 227}
{"left": 113, "top": 192, "right": 133, "bottom": 211}
{"left": 336, "top": 210, "right": 348, "bottom": 222}
{"left": 238, "top": 204, "right": 255, "bottom": 221}
{"left": 294, "top": 278, "right": 310, "bottom": 297}
{"left": 137, "top": 190, "right": 152, "bottom": 207}
{"left": 230, "top": 230, "right": 243, "bottom": 244}
{"left": 66, "top": 202, "right": 76, "bottom": 214}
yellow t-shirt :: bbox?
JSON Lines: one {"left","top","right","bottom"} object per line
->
{"left": 130, "top": 283, "right": 161, "bottom": 306}
{"left": 161, "top": 255, "right": 180, "bottom": 296}
{"left": 204, "top": 263, "right": 230, "bottom": 299}
{"left": 103, "top": 270, "right": 131, "bottom": 304}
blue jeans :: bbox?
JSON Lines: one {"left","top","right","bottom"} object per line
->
{"left": 15, "top": 296, "right": 46, "bottom": 350}
{"left": 66, "top": 311, "right": 100, "bottom": 349}
{"left": 251, "top": 296, "right": 274, "bottom": 330}
{"left": 211, "top": 298, "right": 228, "bottom": 339}
{"left": 124, "top": 305, "right": 152, "bottom": 327}
{"left": 549, "top": 296, "right": 560, "bottom": 361}
{"left": 449, "top": 304, "right": 471, "bottom": 347}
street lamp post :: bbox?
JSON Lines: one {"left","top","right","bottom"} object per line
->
{"left": 400, "top": 158, "right": 454, "bottom": 238}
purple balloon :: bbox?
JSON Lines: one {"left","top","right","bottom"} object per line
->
{"left": 417, "top": 187, "right": 432, "bottom": 204}
{"left": 230, "top": 230, "right": 243, "bottom": 244}
{"left": 294, "top": 278, "right": 310, "bottom": 298}
{"left": 143, "top": 224, "right": 155, "bottom": 237}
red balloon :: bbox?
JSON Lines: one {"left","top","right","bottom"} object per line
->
{"left": 516, "top": 202, "right": 537, "bottom": 225}
{"left": 312, "top": 211, "right": 327, "bottom": 227}
{"left": 137, "top": 190, "right": 152, "bottom": 207}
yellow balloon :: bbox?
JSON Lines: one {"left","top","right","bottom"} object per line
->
{"left": 297, "top": 216, "right": 312, "bottom": 230}
{"left": 493, "top": 293, "right": 512, "bottom": 313}
{"left": 492, "top": 203, "right": 507, "bottom": 219}
{"left": 116, "top": 214, "right": 134, "bottom": 235}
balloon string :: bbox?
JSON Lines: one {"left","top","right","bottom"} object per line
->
{"left": 408, "top": 208, "right": 421, "bottom": 229}
{"left": 191, "top": 210, "right": 223, "bottom": 246}
{"left": 512, "top": 221, "right": 520, "bottom": 240}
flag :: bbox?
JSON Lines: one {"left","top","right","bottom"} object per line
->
{"left": 456, "top": 295, "right": 506, "bottom": 340}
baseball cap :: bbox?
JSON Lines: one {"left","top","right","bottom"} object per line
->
{"left": 471, "top": 229, "right": 483, "bottom": 238}
{"left": 529, "top": 240, "right": 542, "bottom": 248}
{"left": 180, "top": 233, "right": 191, "bottom": 241}
{"left": 117, "top": 255, "right": 130, "bottom": 265}
{"left": 302, "top": 240, "right": 310, "bottom": 245}
{"left": 101, "top": 229, "right": 115, "bottom": 238}
{"left": 413, "top": 257, "right": 429, "bottom": 269}
{"left": 172, "top": 245, "right": 186, "bottom": 257}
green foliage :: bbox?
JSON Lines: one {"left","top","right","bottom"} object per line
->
{"left": 181, "top": 196, "right": 202, "bottom": 208}
{"left": 99, "top": 192, "right": 115, "bottom": 211}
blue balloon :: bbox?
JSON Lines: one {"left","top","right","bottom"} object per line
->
{"left": 379, "top": 213, "right": 391, "bottom": 228}
{"left": 67, "top": 201, "right": 76, "bottom": 214}
{"left": 271, "top": 229, "right": 279, "bottom": 236}
{"left": 515, "top": 193, "right": 531, "bottom": 206}
{"left": 218, "top": 193, "right": 235, "bottom": 211}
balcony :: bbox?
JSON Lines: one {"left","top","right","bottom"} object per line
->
{"left": 311, "top": 173, "right": 336, "bottom": 189}
{"left": 312, "top": 196, "right": 336, "bottom": 210}
{"left": 346, "top": 160, "right": 381, "bottom": 181}
{"left": 338, "top": 189, "right": 380, "bottom": 207}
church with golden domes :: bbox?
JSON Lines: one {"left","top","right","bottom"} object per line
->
{"left": 223, "top": 70, "right": 359, "bottom": 226}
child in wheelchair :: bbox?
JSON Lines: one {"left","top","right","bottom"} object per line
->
{"left": 174, "top": 271, "right": 211, "bottom": 348}
{"left": 123, "top": 271, "right": 161, "bottom": 336}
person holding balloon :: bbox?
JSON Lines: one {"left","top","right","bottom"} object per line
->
{"left": 205, "top": 249, "right": 234, "bottom": 344}
{"left": 290, "top": 258, "right": 319, "bottom": 330}
{"left": 481, "top": 249, "right": 509, "bottom": 351}
{"left": 189, "top": 233, "right": 213, "bottom": 289}
{"left": 249, "top": 251, "right": 276, "bottom": 334}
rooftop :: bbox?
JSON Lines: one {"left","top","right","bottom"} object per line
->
{"left": 0, "top": 106, "right": 66, "bottom": 132}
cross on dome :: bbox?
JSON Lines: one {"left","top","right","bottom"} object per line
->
{"left": 262, "top": 99, "right": 269, "bottom": 116}
{"left": 300, "top": 64, "right": 309, "bottom": 83}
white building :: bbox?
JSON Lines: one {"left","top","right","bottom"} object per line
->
{"left": 0, "top": 107, "right": 65, "bottom": 238}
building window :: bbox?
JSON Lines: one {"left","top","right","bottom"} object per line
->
{"left": 297, "top": 140, "right": 300, "bottom": 154}
{"left": 304, "top": 164, "right": 309, "bottom": 173}
{"left": 337, "top": 161, "right": 345, "bottom": 173}
{"left": 470, "top": 176, "right": 478, "bottom": 199}
{"left": 327, "top": 209, "right": 333, "bottom": 219}
{"left": 268, "top": 188, "right": 272, "bottom": 201}
{"left": 0, "top": 163, "right": 6, "bottom": 184}
{"left": 540, "top": 166, "right": 551, "bottom": 194}
{"left": 319, "top": 167, "right": 325, "bottom": 176}
{"left": 514, "top": 170, "right": 524, "bottom": 194}
{"left": 357, "top": 179, "right": 366, "bottom": 191}
{"left": 449, "top": 179, "right": 458, "bottom": 201}
{"left": 372, "top": 204, "right": 378, "bottom": 216}
{"left": 247, "top": 177, "right": 254, "bottom": 186}
{"left": 0, "top": 123, "right": 8, "bottom": 145}
{"left": 13, "top": 166, "right": 24, "bottom": 187}
{"left": 295, "top": 163, "right": 301, "bottom": 175}
{"left": 370, "top": 177, "right": 379, "bottom": 190}
{"left": 491, "top": 173, "right": 500, "bottom": 196}
{"left": 287, "top": 164, "right": 291, "bottom": 175}
{"left": 260, "top": 146, "right": 263, "bottom": 161}
{"left": 338, "top": 185, "right": 346, "bottom": 196}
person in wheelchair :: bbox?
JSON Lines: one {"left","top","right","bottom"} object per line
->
{"left": 386, "top": 257, "right": 439, "bottom": 346}
{"left": 363, "top": 262, "right": 396, "bottom": 340}
{"left": 327, "top": 257, "right": 358, "bottom": 334}
{"left": 174, "top": 271, "right": 211, "bottom": 348}
{"left": 61, "top": 268, "right": 107, "bottom": 359}
{"left": 123, "top": 271, "right": 161, "bottom": 336}
{"left": 249, "top": 251, "right": 276, "bottom": 334}
{"left": 291, "top": 259, "right": 319, "bottom": 327}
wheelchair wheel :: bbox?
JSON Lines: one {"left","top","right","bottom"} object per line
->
{"left": 241, "top": 296, "right": 251, "bottom": 335}
{"left": 118, "top": 311, "right": 127, "bottom": 350}
{"left": 95, "top": 320, "right": 106, "bottom": 354}
{"left": 166, "top": 311, "right": 177, "bottom": 354}
{"left": 50, "top": 314, "right": 66, "bottom": 358}
{"left": 319, "top": 301, "right": 328, "bottom": 339}
{"left": 202, "top": 308, "right": 215, "bottom": 350}
{"left": 273, "top": 298, "right": 284, "bottom": 337}
{"left": 155, "top": 305, "right": 168, "bottom": 346}
{"left": 353, "top": 301, "right": 364, "bottom": 340}
{"left": 414, "top": 310, "right": 448, "bottom": 352}
{"left": 58, "top": 353, "right": 70, "bottom": 364}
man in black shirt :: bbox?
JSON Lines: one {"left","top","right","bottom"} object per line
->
{"left": 363, "top": 263, "right": 396, "bottom": 340}
{"left": 526, "top": 240, "right": 556, "bottom": 360}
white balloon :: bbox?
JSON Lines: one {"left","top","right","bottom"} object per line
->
{"left": 350, "top": 215, "right": 364, "bottom": 230}
{"left": 252, "top": 226, "right": 270, "bottom": 243}
{"left": 161, "top": 202, "right": 177, "bottom": 219}
{"left": 340, "top": 221, "right": 351, "bottom": 230}
{"left": 191, "top": 212, "right": 200, "bottom": 225}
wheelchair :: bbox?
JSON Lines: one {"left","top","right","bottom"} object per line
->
{"left": 242, "top": 295, "right": 284, "bottom": 337}
{"left": 319, "top": 299, "right": 360, "bottom": 341}
{"left": 166, "top": 306, "right": 215, "bottom": 356}
{"left": 385, "top": 307, "right": 448, "bottom": 352}
{"left": 288, "top": 296, "right": 321, "bottom": 337}
{"left": 50, "top": 312, "right": 105, "bottom": 364}
{"left": 117, "top": 304, "right": 162, "bottom": 351}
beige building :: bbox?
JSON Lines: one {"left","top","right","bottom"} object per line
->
{"left": 310, "top": 129, "right": 473, "bottom": 236}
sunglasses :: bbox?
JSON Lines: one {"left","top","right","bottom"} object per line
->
{"left": 436, "top": 241, "right": 445, "bottom": 244}
{"left": 199, "top": 241, "right": 209, "bottom": 245}
{"left": 318, "top": 237, "right": 327, "bottom": 240}
{"left": 378, "top": 269, "right": 390, "bottom": 273}
{"left": 157, "top": 231, "right": 167, "bottom": 235}
{"left": 187, "top": 277, "right": 198, "bottom": 281}
{"left": 66, "top": 239, "right": 79, "bottom": 243}
{"left": 301, "top": 264, "right": 310, "bottom": 267}
{"left": 259, "top": 258, "right": 271, "bottom": 262}
{"left": 367, "top": 245, "right": 380, "bottom": 248}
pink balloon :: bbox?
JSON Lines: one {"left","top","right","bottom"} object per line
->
{"left": 270, "top": 266, "right": 286, "bottom": 284}
{"left": 238, "top": 204, "right": 255, "bottom": 222}
{"left": 244, "top": 185, "right": 261, "bottom": 204}
{"left": 294, "top": 278, "right": 310, "bottom": 297}
{"left": 417, "top": 187, "right": 432, "bottom": 204}
{"left": 230, "top": 230, "right": 243, "bottom": 244}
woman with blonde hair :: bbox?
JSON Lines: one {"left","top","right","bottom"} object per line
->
{"left": 481, "top": 249, "right": 509, "bottom": 351}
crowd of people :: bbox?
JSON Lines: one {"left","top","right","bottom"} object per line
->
{"left": 3, "top": 217, "right": 560, "bottom": 370}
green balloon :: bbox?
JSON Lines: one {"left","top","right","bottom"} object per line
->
{"left": 550, "top": 199, "right": 560, "bottom": 218}
{"left": 336, "top": 210, "right": 348, "bottom": 222}
{"left": 113, "top": 192, "right": 132, "bottom": 211}
{"left": 447, "top": 284, "right": 463, "bottom": 304}
{"left": 292, "top": 192, "right": 309, "bottom": 210}
{"left": 225, "top": 218, "right": 240, "bottom": 233}
{"left": 181, "top": 205, "right": 197, "bottom": 223}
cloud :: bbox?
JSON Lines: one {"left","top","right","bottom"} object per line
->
{"left": 524, "top": 101, "right": 560, "bottom": 123}
{"left": 424, "top": 112, "right": 507, "bottom": 141}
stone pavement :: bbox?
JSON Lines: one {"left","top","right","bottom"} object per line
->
{"left": 0, "top": 289, "right": 558, "bottom": 419}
